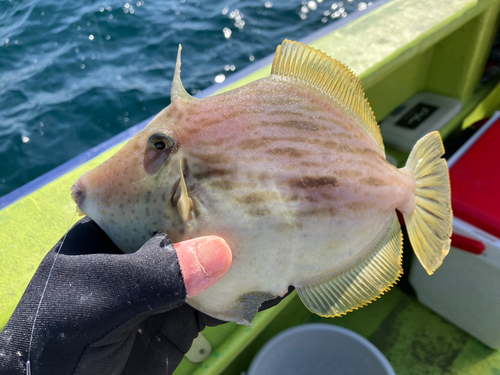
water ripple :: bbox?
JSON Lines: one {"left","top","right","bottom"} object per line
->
{"left": 0, "top": 0, "right": 378, "bottom": 197}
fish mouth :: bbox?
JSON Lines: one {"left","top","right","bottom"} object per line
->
{"left": 71, "top": 179, "right": 86, "bottom": 215}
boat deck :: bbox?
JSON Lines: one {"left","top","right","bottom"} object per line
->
{"left": 235, "top": 287, "right": 500, "bottom": 375}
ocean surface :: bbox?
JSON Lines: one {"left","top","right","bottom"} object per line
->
{"left": 0, "top": 0, "right": 378, "bottom": 198}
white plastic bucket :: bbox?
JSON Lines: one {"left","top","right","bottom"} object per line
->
{"left": 247, "top": 323, "right": 395, "bottom": 375}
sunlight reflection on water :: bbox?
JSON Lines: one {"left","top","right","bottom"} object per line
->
{"left": 0, "top": 0, "right": 377, "bottom": 197}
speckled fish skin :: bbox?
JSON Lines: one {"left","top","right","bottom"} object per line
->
{"left": 74, "top": 41, "right": 450, "bottom": 325}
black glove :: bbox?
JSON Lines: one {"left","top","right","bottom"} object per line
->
{"left": 0, "top": 217, "right": 291, "bottom": 375}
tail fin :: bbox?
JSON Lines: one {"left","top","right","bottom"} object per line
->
{"left": 404, "top": 131, "right": 452, "bottom": 275}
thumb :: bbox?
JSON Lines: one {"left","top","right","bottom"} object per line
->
{"left": 174, "top": 236, "right": 232, "bottom": 299}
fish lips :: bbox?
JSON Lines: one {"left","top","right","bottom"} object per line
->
{"left": 71, "top": 179, "right": 86, "bottom": 216}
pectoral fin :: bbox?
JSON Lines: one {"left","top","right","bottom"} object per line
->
{"left": 296, "top": 214, "right": 403, "bottom": 317}
{"left": 177, "top": 159, "right": 193, "bottom": 224}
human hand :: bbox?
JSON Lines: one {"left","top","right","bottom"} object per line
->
{"left": 0, "top": 217, "right": 233, "bottom": 375}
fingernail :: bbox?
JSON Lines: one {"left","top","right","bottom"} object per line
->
{"left": 196, "top": 236, "right": 231, "bottom": 277}
{"left": 175, "top": 236, "right": 232, "bottom": 298}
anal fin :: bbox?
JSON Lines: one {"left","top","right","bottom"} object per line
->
{"left": 296, "top": 214, "right": 403, "bottom": 317}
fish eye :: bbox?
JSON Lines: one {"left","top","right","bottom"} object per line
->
{"left": 148, "top": 131, "right": 175, "bottom": 153}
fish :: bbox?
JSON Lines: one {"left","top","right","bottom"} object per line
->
{"left": 71, "top": 40, "right": 452, "bottom": 325}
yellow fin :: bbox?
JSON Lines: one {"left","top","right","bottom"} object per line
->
{"left": 271, "top": 40, "right": 384, "bottom": 154}
{"left": 171, "top": 45, "right": 196, "bottom": 102}
{"left": 177, "top": 159, "right": 193, "bottom": 224}
{"left": 296, "top": 214, "right": 403, "bottom": 317}
{"left": 403, "top": 131, "right": 452, "bottom": 275}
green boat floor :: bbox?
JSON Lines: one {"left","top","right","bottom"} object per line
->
{"left": 207, "top": 288, "right": 500, "bottom": 375}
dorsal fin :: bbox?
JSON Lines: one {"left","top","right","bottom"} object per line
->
{"left": 271, "top": 40, "right": 384, "bottom": 154}
{"left": 171, "top": 45, "right": 196, "bottom": 102}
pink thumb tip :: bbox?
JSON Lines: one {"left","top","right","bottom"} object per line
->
{"left": 174, "top": 236, "right": 232, "bottom": 299}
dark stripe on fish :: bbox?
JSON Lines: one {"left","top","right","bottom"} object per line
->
{"left": 190, "top": 152, "right": 230, "bottom": 164}
{"left": 195, "top": 117, "right": 224, "bottom": 128}
{"left": 300, "top": 161, "right": 325, "bottom": 168}
{"left": 335, "top": 170, "right": 363, "bottom": 178}
{"left": 290, "top": 176, "right": 338, "bottom": 189}
{"left": 238, "top": 136, "right": 372, "bottom": 156}
{"left": 207, "top": 180, "right": 257, "bottom": 191}
{"left": 208, "top": 180, "right": 234, "bottom": 190}
{"left": 360, "top": 176, "right": 386, "bottom": 187}
{"left": 246, "top": 207, "right": 272, "bottom": 217}
{"left": 236, "top": 192, "right": 298, "bottom": 204}
{"left": 301, "top": 207, "right": 338, "bottom": 216}
{"left": 193, "top": 168, "right": 232, "bottom": 179}
{"left": 344, "top": 201, "right": 371, "bottom": 212}
{"left": 266, "top": 147, "right": 305, "bottom": 158}
{"left": 259, "top": 120, "right": 321, "bottom": 131}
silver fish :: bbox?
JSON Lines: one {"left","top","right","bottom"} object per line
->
{"left": 71, "top": 40, "right": 452, "bottom": 325}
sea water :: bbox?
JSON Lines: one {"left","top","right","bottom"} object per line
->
{"left": 0, "top": 0, "right": 378, "bottom": 198}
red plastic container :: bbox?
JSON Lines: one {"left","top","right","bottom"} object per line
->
{"left": 449, "top": 116, "right": 500, "bottom": 240}
{"left": 410, "top": 112, "right": 500, "bottom": 349}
